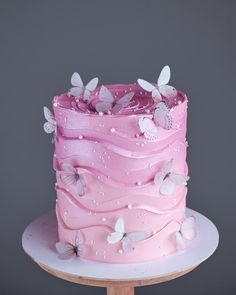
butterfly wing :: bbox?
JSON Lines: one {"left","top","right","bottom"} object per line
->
{"left": 127, "top": 231, "right": 147, "bottom": 242}
{"left": 55, "top": 242, "right": 75, "bottom": 260}
{"left": 180, "top": 216, "right": 196, "bottom": 240}
{"left": 99, "top": 85, "right": 114, "bottom": 102}
{"left": 95, "top": 85, "right": 114, "bottom": 113}
{"left": 77, "top": 244, "right": 84, "bottom": 257}
{"left": 112, "top": 92, "right": 134, "bottom": 114}
{"left": 95, "top": 101, "right": 113, "bottom": 113}
{"left": 85, "top": 77, "right": 99, "bottom": 92}
{"left": 122, "top": 237, "right": 135, "bottom": 252}
{"left": 154, "top": 171, "right": 166, "bottom": 186}
{"left": 43, "top": 107, "right": 55, "bottom": 124}
{"left": 137, "top": 79, "right": 156, "bottom": 92}
{"left": 174, "top": 231, "right": 186, "bottom": 250}
{"left": 43, "top": 122, "right": 55, "bottom": 134}
{"left": 75, "top": 230, "right": 84, "bottom": 246}
{"left": 151, "top": 88, "right": 162, "bottom": 102}
{"left": 69, "top": 86, "right": 84, "bottom": 97}
{"left": 138, "top": 117, "right": 158, "bottom": 140}
{"left": 154, "top": 102, "right": 172, "bottom": 130}
{"left": 61, "top": 162, "right": 76, "bottom": 173}
{"left": 83, "top": 77, "right": 99, "bottom": 102}
{"left": 107, "top": 232, "right": 124, "bottom": 244}
{"left": 115, "top": 217, "right": 125, "bottom": 233}
{"left": 159, "top": 84, "right": 177, "bottom": 98}
{"left": 76, "top": 175, "right": 86, "bottom": 196}
{"left": 60, "top": 172, "right": 77, "bottom": 186}
{"left": 157, "top": 65, "right": 171, "bottom": 86}
{"left": 159, "top": 176, "right": 176, "bottom": 196}
{"left": 168, "top": 173, "right": 189, "bottom": 185}
{"left": 71, "top": 72, "right": 83, "bottom": 87}
{"left": 162, "top": 159, "right": 173, "bottom": 175}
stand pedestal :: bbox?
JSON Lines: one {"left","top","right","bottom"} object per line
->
{"left": 22, "top": 209, "right": 219, "bottom": 295}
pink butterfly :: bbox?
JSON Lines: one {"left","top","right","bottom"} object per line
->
{"left": 154, "top": 159, "right": 189, "bottom": 196}
{"left": 154, "top": 101, "right": 172, "bottom": 130}
{"left": 95, "top": 86, "right": 134, "bottom": 114}
{"left": 43, "top": 106, "right": 56, "bottom": 143}
{"left": 107, "top": 217, "right": 147, "bottom": 253}
{"left": 69, "top": 72, "right": 99, "bottom": 102}
{"left": 55, "top": 230, "right": 84, "bottom": 259}
{"left": 138, "top": 117, "right": 158, "bottom": 140}
{"left": 60, "top": 162, "right": 86, "bottom": 196}
{"left": 175, "top": 216, "right": 196, "bottom": 250}
{"left": 137, "top": 65, "right": 177, "bottom": 102}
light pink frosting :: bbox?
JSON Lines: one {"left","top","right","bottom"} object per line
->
{"left": 53, "top": 84, "right": 188, "bottom": 263}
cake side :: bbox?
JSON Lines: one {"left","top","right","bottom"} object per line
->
{"left": 52, "top": 85, "right": 190, "bottom": 263}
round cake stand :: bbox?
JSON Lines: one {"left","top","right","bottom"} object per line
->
{"left": 22, "top": 208, "right": 219, "bottom": 295}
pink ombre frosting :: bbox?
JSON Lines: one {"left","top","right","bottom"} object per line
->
{"left": 53, "top": 84, "right": 188, "bottom": 263}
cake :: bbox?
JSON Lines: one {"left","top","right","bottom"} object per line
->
{"left": 43, "top": 65, "right": 196, "bottom": 263}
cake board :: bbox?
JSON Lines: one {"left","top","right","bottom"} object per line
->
{"left": 22, "top": 208, "right": 219, "bottom": 295}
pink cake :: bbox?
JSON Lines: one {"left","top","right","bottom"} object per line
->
{"left": 43, "top": 66, "right": 196, "bottom": 263}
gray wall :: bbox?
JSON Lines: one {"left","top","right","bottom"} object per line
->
{"left": 1, "top": 0, "right": 235, "bottom": 294}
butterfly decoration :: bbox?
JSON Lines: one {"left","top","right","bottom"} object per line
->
{"left": 95, "top": 86, "right": 135, "bottom": 114}
{"left": 137, "top": 65, "right": 177, "bottom": 102}
{"left": 55, "top": 230, "right": 84, "bottom": 259}
{"left": 107, "top": 217, "right": 147, "bottom": 252}
{"left": 60, "top": 162, "right": 86, "bottom": 197}
{"left": 154, "top": 159, "right": 189, "bottom": 196}
{"left": 69, "top": 72, "right": 99, "bottom": 102}
{"left": 175, "top": 216, "right": 196, "bottom": 250}
{"left": 43, "top": 106, "right": 56, "bottom": 143}
{"left": 154, "top": 101, "right": 172, "bottom": 130}
{"left": 138, "top": 117, "right": 158, "bottom": 140}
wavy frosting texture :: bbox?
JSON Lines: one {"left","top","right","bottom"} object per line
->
{"left": 53, "top": 84, "right": 188, "bottom": 263}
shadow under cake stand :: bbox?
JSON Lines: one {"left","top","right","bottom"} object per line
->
{"left": 22, "top": 208, "right": 219, "bottom": 295}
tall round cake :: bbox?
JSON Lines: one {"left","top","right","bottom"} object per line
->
{"left": 43, "top": 66, "right": 195, "bottom": 263}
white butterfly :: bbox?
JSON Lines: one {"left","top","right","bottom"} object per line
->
{"left": 107, "top": 217, "right": 147, "bottom": 253}
{"left": 55, "top": 230, "right": 84, "bottom": 259}
{"left": 138, "top": 117, "right": 158, "bottom": 140}
{"left": 60, "top": 162, "right": 86, "bottom": 196}
{"left": 69, "top": 72, "right": 99, "bottom": 102}
{"left": 154, "top": 159, "right": 189, "bottom": 196}
{"left": 175, "top": 216, "right": 196, "bottom": 250}
{"left": 43, "top": 106, "right": 56, "bottom": 142}
{"left": 154, "top": 101, "right": 172, "bottom": 130}
{"left": 137, "top": 65, "right": 177, "bottom": 102}
{"left": 95, "top": 85, "right": 134, "bottom": 114}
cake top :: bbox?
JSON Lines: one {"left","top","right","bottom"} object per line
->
{"left": 43, "top": 65, "right": 187, "bottom": 141}
{"left": 53, "top": 65, "right": 186, "bottom": 115}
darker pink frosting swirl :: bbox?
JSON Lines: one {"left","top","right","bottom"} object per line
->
{"left": 53, "top": 84, "right": 186, "bottom": 115}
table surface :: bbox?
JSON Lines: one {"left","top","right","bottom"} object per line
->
{"left": 22, "top": 208, "right": 219, "bottom": 288}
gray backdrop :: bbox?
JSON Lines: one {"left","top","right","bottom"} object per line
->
{"left": 1, "top": 0, "right": 235, "bottom": 294}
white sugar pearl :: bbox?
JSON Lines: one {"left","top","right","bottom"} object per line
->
{"left": 78, "top": 135, "right": 83, "bottom": 139}
{"left": 136, "top": 181, "right": 142, "bottom": 186}
{"left": 128, "top": 204, "right": 132, "bottom": 209}
{"left": 110, "top": 128, "right": 116, "bottom": 133}
{"left": 101, "top": 217, "right": 107, "bottom": 222}
{"left": 118, "top": 249, "right": 123, "bottom": 254}
{"left": 98, "top": 112, "right": 104, "bottom": 116}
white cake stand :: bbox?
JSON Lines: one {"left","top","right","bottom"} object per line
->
{"left": 22, "top": 208, "right": 219, "bottom": 295}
